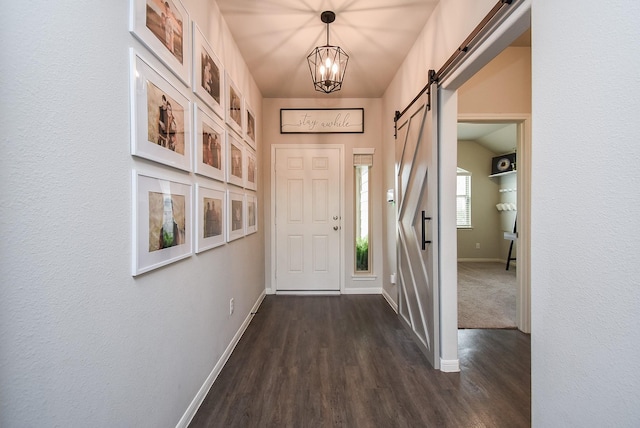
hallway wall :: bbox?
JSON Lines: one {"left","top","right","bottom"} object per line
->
{"left": 0, "top": 1, "right": 264, "bottom": 427}
{"left": 531, "top": 1, "right": 640, "bottom": 425}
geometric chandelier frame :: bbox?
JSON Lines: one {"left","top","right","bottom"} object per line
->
{"left": 307, "top": 11, "right": 349, "bottom": 94}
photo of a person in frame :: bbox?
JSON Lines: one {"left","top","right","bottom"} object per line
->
{"left": 147, "top": 81, "right": 185, "bottom": 155}
{"left": 202, "top": 124, "right": 221, "bottom": 169}
{"left": 248, "top": 201, "right": 256, "bottom": 228}
{"left": 165, "top": 101, "right": 178, "bottom": 151}
{"left": 246, "top": 110, "right": 255, "bottom": 142}
{"left": 247, "top": 156, "right": 256, "bottom": 184}
{"left": 203, "top": 198, "right": 222, "bottom": 238}
{"left": 157, "top": 95, "right": 168, "bottom": 147}
{"left": 231, "top": 200, "right": 243, "bottom": 232}
{"left": 229, "top": 86, "right": 241, "bottom": 127}
{"left": 144, "top": 0, "right": 184, "bottom": 64}
{"left": 201, "top": 51, "right": 220, "bottom": 103}
{"left": 230, "top": 144, "right": 242, "bottom": 179}
{"left": 148, "top": 192, "right": 186, "bottom": 252}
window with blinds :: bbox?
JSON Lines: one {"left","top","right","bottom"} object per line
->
{"left": 457, "top": 168, "right": 472, "bottom": 228}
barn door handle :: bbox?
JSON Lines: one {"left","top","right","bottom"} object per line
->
{"left": 422, "top": 210, "right": 431, "bottom": 250}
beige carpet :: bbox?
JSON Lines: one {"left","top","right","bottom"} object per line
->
{"left": 458, "top": 262, "right": 516, "bottom": 329}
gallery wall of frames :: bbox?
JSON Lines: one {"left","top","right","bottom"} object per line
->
{"left": 129, "top": 0, "right": 258, "bottom": 276}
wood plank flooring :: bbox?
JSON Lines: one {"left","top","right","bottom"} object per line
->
{"left": 189, "top": 295, "right": 530, "bottom": 427}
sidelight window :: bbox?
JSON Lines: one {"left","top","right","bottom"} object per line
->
{"left": 354, "top": 151, "right": 373, "bottom": 273}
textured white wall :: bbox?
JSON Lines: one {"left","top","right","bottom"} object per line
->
{"left": 531, "top": 1, "right": 640, "bottom": 426}
{"left": 0, "top": 1, "right": 264, "bottom": 427}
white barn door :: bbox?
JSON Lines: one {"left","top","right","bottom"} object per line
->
{"left": 274, "top": 146, "right": 342, "bottom": 292}
{"left": 395, "top": 86, "right": 440, "bottom": 368}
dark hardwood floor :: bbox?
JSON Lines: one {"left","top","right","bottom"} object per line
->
{"left": 189, "top": 295, "right": 530, "bottom": 427}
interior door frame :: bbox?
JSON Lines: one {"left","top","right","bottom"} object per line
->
{"left": 270, "top": 144, "right": 345, "bottom": 294}
{"left": 434, "top": 0, "right": 532, "bottom": 371}
{"left": 456, "top": 113, "right": 532, "bottom": 333}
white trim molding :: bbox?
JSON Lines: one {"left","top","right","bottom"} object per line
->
{"left": 276, "top": 290, "right": 340, "bottom": 296}
{"left": 440, "top": 359, "right": 460, "bottom": 373}
{"left": 457, "top": 113, "right": 532, "bottom": 334}
{"left": 177, "top": 291, "right": 266, "bottom": 428}
{"left": 382, "top": 288, "right": 398, "bottom": 313}
{"left": 342, "top": 287, "right": 382, "bottom": 295}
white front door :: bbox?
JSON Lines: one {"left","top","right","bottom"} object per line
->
{"left": 274, "top": 146, "right": 342, "bottom": 292}
{"left": 395, "top": 84, "right": 440, "bottom": 369}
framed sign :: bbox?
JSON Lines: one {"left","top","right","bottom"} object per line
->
{"left": 280, "top": 108, "right": 364, "bottom": 134}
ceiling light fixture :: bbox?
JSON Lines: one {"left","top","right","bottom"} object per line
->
{"left": 307, "top": 11, "right": 349, "bottom": 94}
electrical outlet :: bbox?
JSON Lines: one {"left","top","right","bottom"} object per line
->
{"left": 475, "top": 243, "right": 480, "bottom": 249}
{"left": 390, "top": 273, "right": 396, "bottom": 284}
{"left": 229, "top": 298, "right": 234, "bottom": 315}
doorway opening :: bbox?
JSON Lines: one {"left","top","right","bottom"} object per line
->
{"left": 456, "top": 120, "right": 522, "bottom": 329}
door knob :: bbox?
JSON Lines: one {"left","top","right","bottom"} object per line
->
{"left": 333, "top": 216, "right": 338, "bottom": 220}
{"left": 333, "top": 226, "right": 339, "bottom": 231}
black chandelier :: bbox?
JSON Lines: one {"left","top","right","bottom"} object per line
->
{"left": 307, "top": 11, "right": 349, "bottom": 94}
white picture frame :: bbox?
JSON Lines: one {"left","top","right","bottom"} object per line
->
{"left": 194, "top": 104, "right": 225, "bottom": 182}
{"left": 195, "top": 183, "right": 226, "bottom": 253}
{"left": 244, "top": 102, "right": 257, "bottom": 149}
{"left": 244, "top": 146, "right": 257, "bottom": 191}
{"left": 245, "top": 191, "right": 257, "bottom": 235}
{"left": 192, "top": 23, "right": 224, "bottom": 119}
{"left": 227, "top": 132, "right": 244, "bottom": 188}
{"left": 130, "top": 49, "right": 192, "bottom": 172}
{"left": 129, "top": 0, "right": 191, "bottom": 86}
{"left": 225, "top": 72, "right": 243, "bottom": 136}
{"left": 227, "top": 190, "right": 245, "bottom": 242}
{"left": 132, "top": 170, "right": 192, "bottom": 276}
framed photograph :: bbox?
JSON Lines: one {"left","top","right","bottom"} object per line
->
{"left": 225, "top": 73, "right": 243, "bottom": 136}
{"left": 244, "top": 103, "right": 257, "bottom": 149}
{"left": 192, "top": 23, "right": 224, "bottom": 119}
{"left": 132, "top": 170, "right": 192, "bottom": 276}
{"left": 130, "top": 0, "right": 191, "bottom": 86}
{"left": 227, "top": 132, "right": 244, "bottom": 188}
{"left": 195, "top": 183, "right": 225, "bottom": 253}
{"left": 280, "top": 108, "right": 364, "bottom": 134}
{"left": 130, "top": 49, "right": 192, "bottom": 172}
{"left": 244, "top": 147, "right": 257, "bottom": 191}
{"left": 194, "top": 104, "right": 225, "bottom": 182}
{"left": 245, "top": 191, "right": 257, "bottom": 235}
{"left": 227, "top": 190, "right": 245, "bottom": 242}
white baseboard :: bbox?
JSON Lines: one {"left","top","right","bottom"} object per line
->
{"left": 276, "top": 290, "right": 340, "bottom": 296}
{"left": 382, "top": 288, "right": 398, "bottom": 313}
{"left": 342, "top": 287, "right": 382, "bottom": 295}
{"left": 176, "top": 290, "right": 266, "bottom": 428}
{"left": 440, "top": 358, "right": 460, "bottom": 372}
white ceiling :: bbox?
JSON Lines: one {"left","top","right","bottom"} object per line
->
{"left": 216, "top": 0, "right": 439, "bottom": 98}
{"left": 458, "top": 122, "right": 517, "bottom": 154}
